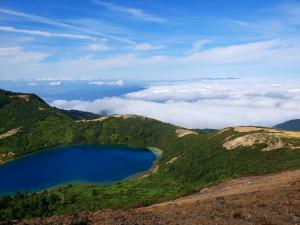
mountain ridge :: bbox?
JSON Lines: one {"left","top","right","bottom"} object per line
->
{"left": 0, "top": 89, "right": 300, "bottom": 221}
{"left": 274, "top": 119, "right": 300, "bottom": 131}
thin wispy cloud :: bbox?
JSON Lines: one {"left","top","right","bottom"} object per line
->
{"left": 0, "top": 8, "right": 135, "bottom": 44}
{"left": 85, "top": 43, "right": 112, "bottom": 52}
{"left": 261, "top": 1, "right": 300, "bottom": 26}
{"left": 0, "top": 26, "right": 94, "bottom": 39}
{"left": 85, "top": 38, "right": 113, "bottom": 52}
{"left": 0, "top": 47, "right": 48, "bottom": 64}
{"left": 220, "top": 1, "right": 300, "bottom": 39}
{"left": 68, "top": 18, "right": 136, "bottom": 44}
{"left": 0, "top": 8, "right": 73, "bottom": 28}
{"left": 0, "top": 39, "right": 299, "bottom": 79}
{"left": 134, "top": 43, "right": 165, "bottom": 51}
{"left": 94, "top": 1, "right": 167, "bottom": 23}
{"left": 183, "top": 39, "right": 285, "bottom": 64}
{"left": 189, "top": 39, "right": 211, "bottom": 53}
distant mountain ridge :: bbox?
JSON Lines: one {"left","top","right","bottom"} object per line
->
{"left": 0, "top": 88, "right": 101, "bottom": 133}
{"left": 274, "top": 119, "right": 300, "bottom": 131}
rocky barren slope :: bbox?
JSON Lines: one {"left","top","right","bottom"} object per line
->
{"left": 19, "top": 170, "right": 300, "bottom": 225}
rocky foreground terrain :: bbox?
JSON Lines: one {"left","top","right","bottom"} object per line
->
{"left": 19, "top": 170, "right": 300, "bottom": 225}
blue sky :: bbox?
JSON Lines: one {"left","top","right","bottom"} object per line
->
{"left": 0, "top": 0, "right": 299, "bottom": 80}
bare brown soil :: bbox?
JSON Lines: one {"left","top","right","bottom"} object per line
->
{"left": 0, "top": 128, "right": 20, "bottom": 139}
{"left": 77, "top": 117, "right": 108, "bottom": 123}
{"left": 77, "top": 114, "right": 148, "bottom": 123}
{"left": 19, "top": 170, "right": 300, "bottom": 225}
{"left": 176, "top": 129, "right": 197, "bottom": 137}
{"left": 14, "top": 95, "right": 30, "bottom": 102}
{"left": 166, "top": 156, "right": 178, "bottom": 164}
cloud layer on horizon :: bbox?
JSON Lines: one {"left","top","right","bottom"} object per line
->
{"left": 1, "top": 39, "right": 299, "bottom": 80}
{"left": 51, "top": 79, "right": 300, "bottom": 129}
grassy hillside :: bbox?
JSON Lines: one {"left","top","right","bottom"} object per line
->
{"left": 0, "top": 89, "right": 300, "bottom": 221}
{"left": 0, "top": 89, "right": 69, "bottom": 133}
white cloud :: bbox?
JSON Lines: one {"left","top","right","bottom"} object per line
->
{"left": 37, "top": 77, "right": 73, "bottom": 81}
{"left": 89, "top": 81, "right": 104, "bottom": 85}
{"left": 94, "top": 1, "right": 167, "bottom": 23}
{"left": 183, "top": 39, "right": 284, "bottom": 64}
{"left": 0, "top": 47, "right": 48, "bottom": 64}
{"left": 134, "top": 43, "right": 165, "bottom": 51}
{"left": 52, "top": 54, "right": 168, "bottom": 71}
{"left": 49, "top": 81, "right": 61, "bottom": 86}
{"left": 85, "top": 43, "right": 112, "bottom": 52}
{"left": 89, "top": 80, "right": 124, "bottom": 86}
{"left": 0, "top": 26, "right": 93, "bottom": 40}
{"left": 189, "top": 39, "right": 211, "bottom": 53}
{"left": 1, "top": 39, "right": 299, "bottom": 80}
{"left": 51, "top": 79, "right": 300, "bottom": 129}
{"left": 114, "top": 80, "right": 124, "bottom": 86}
{"left": 27, "top": 82, "right": 38, "bottom": 86}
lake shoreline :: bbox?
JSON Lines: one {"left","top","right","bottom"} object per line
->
{"left": 0, "top": 145, "right": 159, "bottom": 195}
{"left": 133, "top": 147, "right": 163, "bottom": 180}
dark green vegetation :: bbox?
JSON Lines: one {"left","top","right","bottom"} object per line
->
{"left": 62, "top": 109, "right": 100, "bottom": 121}
{"left": 0, "top": 89, "right": 300, "bottom": 221}
{"left": 275, "top": 119, "right": 300, "bottom": 131}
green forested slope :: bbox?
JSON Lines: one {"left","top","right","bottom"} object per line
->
{"left": 0, "top": 89, "right": 69, "bottom": 133}
{"left": 0, "top": 89, "right": 300, "bottom": 221}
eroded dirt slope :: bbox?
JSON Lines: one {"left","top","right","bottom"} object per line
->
{"left": 19, "top": 170, "right": 300, "bottom": 225}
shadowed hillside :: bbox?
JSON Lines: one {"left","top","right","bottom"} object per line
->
{"left": 275, "top": 119, "right": 300, "bottom": 131}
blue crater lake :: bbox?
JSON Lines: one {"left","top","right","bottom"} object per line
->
{"left": 0, "top": 145, "right": 157, "bottom": 194}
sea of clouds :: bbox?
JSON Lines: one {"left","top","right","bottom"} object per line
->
{"left": 51, "top": 79, "right": 300, "bottom": 129}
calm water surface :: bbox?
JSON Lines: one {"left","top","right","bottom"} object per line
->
{"left": 0, "top": 145, "right": 157, "bottom": 194}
